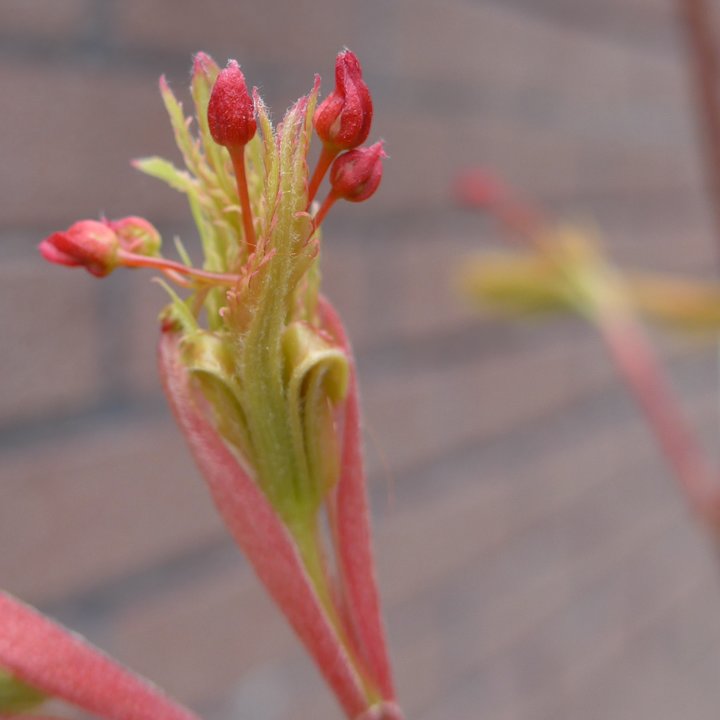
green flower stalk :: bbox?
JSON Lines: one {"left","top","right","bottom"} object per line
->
{"left": 33, "top": 50, "right": 400, "bottom": 720}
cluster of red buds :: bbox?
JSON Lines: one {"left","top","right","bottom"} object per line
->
{"left": 39, "top": 50, "right": 385, "bottom": 284}
{"left": 309, "top": 49, "right": 384, "bottom": 209}
{"left": 13, "top": 49, "right": 400, "bottom": 720}
{"left": 38, "top": 217, "right": 160, "bottom": 277}
{"left": 206, "top": 49, "right": 385, "bottom": 249}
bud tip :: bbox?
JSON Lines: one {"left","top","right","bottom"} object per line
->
{"left": 313, "top": 48, "right": 372, "bottom": 151}
{"left": 207, "top": 59, "right": 257, "bottom": 149}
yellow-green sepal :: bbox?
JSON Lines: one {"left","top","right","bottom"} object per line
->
{"left": 283, "top": 321, "right": 350, "bottom": 507}
{"left": 180, "top": 330, "right": 254, "bottom": 470}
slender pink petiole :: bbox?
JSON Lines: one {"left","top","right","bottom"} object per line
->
{"left": 307, "top": 145, "right": 339, "bottom": 207}
{"left": 594, "top": 308, "right": 720, "bottom": 525}
{"left": 117, "top": 250, "right": 240, "bottom": 286}
{"left": 229, "top": 146, "right": 257, "bottom": 255}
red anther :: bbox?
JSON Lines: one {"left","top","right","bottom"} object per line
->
{"left": 207, "top": 60, "right": 256, "bottom": 149}
{"left": 39, "top": 220, "right": 119, "bottom": 277}
{"left": 329, "top": 141, "right": 386, "bottom": 203}
{"left": 314, "top": 49, "right": 372, "bottom": 151}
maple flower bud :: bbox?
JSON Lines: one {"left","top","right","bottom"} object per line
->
{"left": 314, "top": 49, "right": 372, "bottom": 151}
{"left": 39, "top": 220, "right": 120, "bottom": 277}
{"left": 207, "top": 60, "right": 256, "bottom": 148}
{"left": 109, "top": 216, "right": 162, "bottom": 256}
{"left": 329, "top": 141, "right": 386, "bottom": 202}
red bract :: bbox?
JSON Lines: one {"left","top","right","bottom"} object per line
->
{"left": 314, "top": 49, "right": 373, "bottom": 151}
{"left": 207, "top": 60, "right": 256, "bottom": 149}
{"left": 157, "top": 296, "right": 398, "bottom": 719}
{"left": 0, "top": 592, "right": 198, "bottom": 720}
{"left": 39, "top": 220, "right": 119, "bottom": 277}
{"left": 319, "top": 299, "right": 396, "bottom": 706}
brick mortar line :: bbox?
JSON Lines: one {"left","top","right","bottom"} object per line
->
{"left": 36, "top": 535, "right": 239, "bottom": 635}
{"left": 370, "top": 344, "right": 717, "bottom": 510}
{"left": 0, "top": 311, "right": 709, "bottom": 463}
{"left": 24, "top": 411, "right": 656, "bottom": 639}
{"left": 0, "top": 317, "right": 579, "bottom": 450}
{"left": 528, "top": 565, "right": 714, "bottom": 720}
{"left": 412, "top": 505, "right": 694, "bottom": 720}
{"left": 0, "top": 1, "right": 684, "bottom": 75}
{"left": 0, "top": 392, "right": 167, "bottom": 453}
{"left": 475, "top": 0, "right": 683, "bottom": 62}
{"left": 0, "top": 179, "right": 709, "bottom": 248}
{"left": 355, "top": 319, "right": 585, "bottom": 378}
{"left": 0, "top": 27, "right": 686, "bottom": 112}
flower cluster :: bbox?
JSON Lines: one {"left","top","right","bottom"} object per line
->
{"left": 2, "top": 50, "right": 401, "bottom": 720}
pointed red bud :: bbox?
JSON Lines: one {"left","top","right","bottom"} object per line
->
{"left": 39, "top": 220, "right": 119, "bottom": 277}
{"left": 314, "top": 49, "right": 372, "bottom": 151}
{"left": 109, "top": 216, "right": 162, "bottom": 256}
{"left": 329, "top": 142, "right": 386, "bottom": 203}
{"left": 207, "top": 60, "right": 256, "bottom": 148}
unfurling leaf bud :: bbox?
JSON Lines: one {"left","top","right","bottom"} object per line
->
{"left": 109, "top": 216, "right": 162, "bottom": 256}
{"left": 39, "top": 220, "right": 120, "bottom": 277}
{"left": 207, "top": 60, "right": 256, "bottom": 148}
{"left": 314, "top": 49, "right": 372, "bottom": 151}
{"left": 329, "top": 141, "right": 386, "bottom": 203}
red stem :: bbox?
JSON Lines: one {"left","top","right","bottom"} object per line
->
{"left": 118, "top": 251, "right": 240, "bottom": 286}
{"left": 308, "top": 145, "right": 339, "bottom": 207}
{"left": 229, "top": 145, "right": 257, "bottom": 255}
{"left": 314, "top": 190, "right": 339, "bottom": 229}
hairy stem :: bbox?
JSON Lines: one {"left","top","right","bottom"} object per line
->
{"left": 308, "top": 145, "right": 339, "bottom": 207}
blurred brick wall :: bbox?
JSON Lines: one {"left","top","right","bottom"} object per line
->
{"left": 3, "top": 1, "right": 720, "bottom": 719}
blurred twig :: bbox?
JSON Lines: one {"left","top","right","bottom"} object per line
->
{"left": 456, "top": 171, "right": 720, "bottom": 532}
{"left": 678, "top": 0, "right": 720, "bottom": 254}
